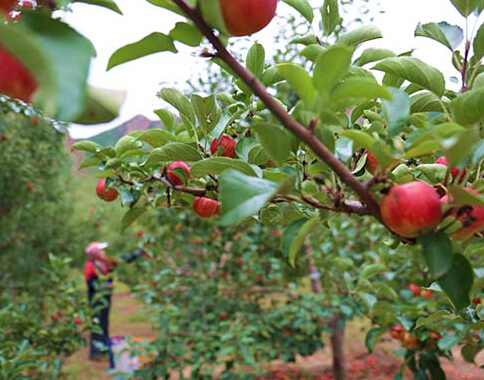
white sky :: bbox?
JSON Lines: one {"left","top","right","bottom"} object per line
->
{"left": 65, "top": 0, "right": 481, "bottom": 138}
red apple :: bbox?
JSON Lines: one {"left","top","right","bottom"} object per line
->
{"left": 210, "top": 134, "right": 237, "bottom": 158}
{"left": 201, "top": 0, "right": 278, "bottom": 37}
{"left": 366, "top": 151, "right": 378, "bottom": 175}
{"left": 402, "top": 332, "right": 419, "bottom": 350}
{"left": 380, "top": 181, "right": 442, "bottom": 238}
{"left": 390, "top": 324, "right": 404, "bottom": 340}
{"left": 96, "top": 178, "right": 118, "bottom": 202}
{"left": 166, "top": 161, "right": 191, "bottom": 186}
{"left": 74, "top": 317, "right": 82, "bottom": 326}
{"left": 408, "top": 283, "right": 421, "bottom": 297}
{"left": 193, "top": 197, "right": 220, "bottom": 218}
{"left": 0, "top": 0, "right": 17, "bottom": 14}
{"left": 429, "top": 332, "right": 442, "bottom": 341}
{"left": 0, "top": 45, "right": 38, "bottom": 102}
{"left": 435, "top": 156, "right": 465, "bottom": 179}
{"left": 441, "top": 188, "right": 484, "bottom": 240}
{"left": 472, "top": 298, "right": 481, "bottom": 305}
{"left": 421, "top": 289, "right": 433, "bottom": 300}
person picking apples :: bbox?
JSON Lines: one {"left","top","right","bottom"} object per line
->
{"left": 84, "top": 242, "right": 148, "bottom": 368}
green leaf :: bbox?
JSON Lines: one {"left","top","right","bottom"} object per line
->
{"left": 74, "top": 86, "right": 125, "bottom": 125}
{"left": 190, "top": 157, "right": 256, "bottom": 177}
{"left": 155, "top": 109, "right": 176, "bottom": 130}
{"left": 146, "top": 143, "right": 202, "bottom": 165}
{"left": 340, "top": 130, "right": 376, "bottom": 150}
{"left": 191, "top": 94, "right": 220, "bottom": 134}
{"left": 382, "top": 88, "right": 411, "bottom": 137}
{"left": 450, "top": 87, "right": 484, "bottom": 125}
{"left": 449, "top": 0, "right": 480, "bottom": 16}
{"left": 169, "top": 22, "right": 203, "bottom": 47}
{"left": 121, "top": 207, "right": 146, "bottom": 231}
{"left": 443, "top": 127, "right": 480, "bottom": 166}
{"left": 461, "top": 344, "right": 482, "bottom": 364}
{"left": 137, "top": 129, "right": 176, "bottom": 147}
{"left": 473, "top": 23, "right": 484, "bottom": 60}
{"left": 287, "top": 217, "right": 319, "bottom": 267}
{"left": 282, "top": 0, "right": 314, "bottom": 23}
{"left": 373, "top": 57, "right": 446, "bottom": 96}
{"left": 438, "top": 254, "right": 474, "bottom": 310}
{"left": 300, "top": 44, "right": 326, "bottom": 62}
{"left": 146, "top": 0, "right": 196, "bottom": 16}
{"left": 410, "top": 91, "right": 446, "bottom": 113}
{"left": 115, "top": 136, "right": 140, "bottom": 156}
{"left": 75, "top": 0, "right": 123, "bottom": 14}
{"left": 72, "top": 140, "right": 101, "bottom": 153}
{"left": 360, "top": 263, "right": 386, "bottom": 279}
{"left": 415, "top": 22, "right": 464, "bottom": 51}
{"left": 252, "top": 123, "right": 295, "bottom": 164}
{"left": 365, "top": 327, "right": 385, "bottom": 353}
{"left": 337, "top": 26, "right": 383, "bottom": 47}
{"left": 107, "top": 32, "right": 176, "bottom": 70}
{"left": 313, "top": 45, "right": 353, "bottom": 96}
{"left": 276, "top": 63, "right": 317, "bottom": 105}
{"left": 418, "top": 232, "right": 454, "bottom": 279}
{"left": 331, "top": 77, "right": 392, "bottom": 106}
{"left": 159, "top": 88, "right": 197, "bottom": 126}
{"left": 321, "top": 0, "right": 340, "bottom": 36}
{"left": 246, "top": 42, "right": 266, "bottom": 79}
{"left": 448, "top": 185, "right": 484, "bottom": 206}
{"left": 218, "top": 170, "right": 279, "bottom": 226}
{"left": 0, "top": 13, "right": 94, "bottom": 121}
{"left": 354, "top": 48, "right": 396, "bottom": 66}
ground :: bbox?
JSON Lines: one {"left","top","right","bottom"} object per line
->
{"left": 64, "top": 284, "right": 483, "bottom": 380}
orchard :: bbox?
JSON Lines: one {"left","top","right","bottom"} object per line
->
{"left": 0, "top": 0, "right": 483, "bottom": 380}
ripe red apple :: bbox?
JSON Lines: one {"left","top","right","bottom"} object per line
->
{"left": 0, "top": 0, "right": 17, "bottom": 14}
{"left": 390, "top": 324, "right": 404, "bottom": 340}
{"left": 0, "top": 46, "right": 38, "bottom": 102}
{"left": 74, "top": 317, "right": 82, "bottom": 326}
{"left": 421, "top": 289, "right": 433, "bottom": 300}
{"left": 193, "top": 196, "right": 220, "bottom": 218}
{"left": 402, "top": 332, "right": 419, "bottom": 350}
{"left": 201, "top": 0, "right": 278, "bottom": 37}
{"left": 435, "top": 156, "right": 465, "bottom": 179}
{"left": 366, "top": 151, "right": 378, "bottom": 175}
{"left": 380, "top": 181, "right": 442, "bottom": 238}
{"left": 472, "top": 298, "right": 481, "bottom": 305}
{"left": 210, "top": 134, "right": 237, "bottom": 158}
{"left": 429, "top": 332, "right": 442, "bottom": 341}
{"left": 408, "top": 283, "right": 421, "bottom": 297}
{"left": 96, "top": 178, "right": 118, "bottom": 202}
{"left": 441, "top": 188, "right": 484, "bottom": 240}
{"left": 166, "top": 161, "right": 191, "bottom": 186}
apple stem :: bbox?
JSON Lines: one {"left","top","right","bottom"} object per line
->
{"left": 171, "top": 0, "right": 382, "bottom": 222}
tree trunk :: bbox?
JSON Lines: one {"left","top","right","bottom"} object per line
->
{"left": 329, "top": 314, "right": 346, "bottom": 380}
{"left": 306, "top": 242, "right": 346, "bottom": 380}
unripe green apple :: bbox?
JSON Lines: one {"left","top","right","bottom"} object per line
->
{"left": 200, "top": 0, "right": 278, "bottom": 37}
{"left": 380, "top": 181, "right": 442, "bottom": 238}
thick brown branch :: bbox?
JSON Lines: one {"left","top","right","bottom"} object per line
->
{"left": 170, "top": 0, "right": 381, "bottom": 220}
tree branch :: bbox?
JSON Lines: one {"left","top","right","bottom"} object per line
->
{"left": 170, "top": 0, "right": 381, "bottom": 220}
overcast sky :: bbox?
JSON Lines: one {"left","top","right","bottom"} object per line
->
{"left": 65, "top": 0, "right": 481, "bottom": 138}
